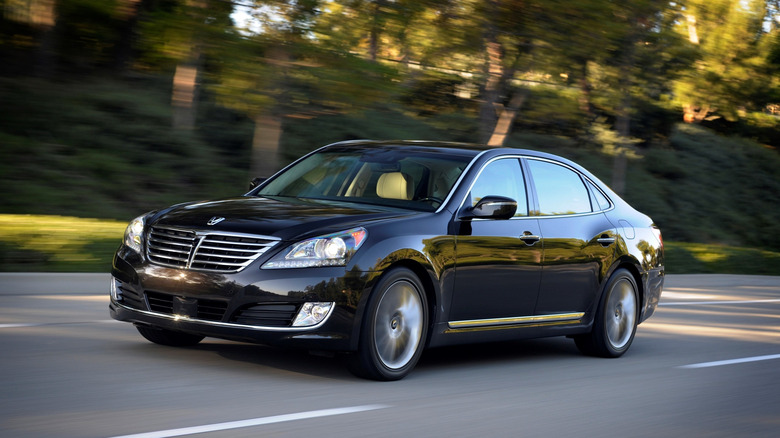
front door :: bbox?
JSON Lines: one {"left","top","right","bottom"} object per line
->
{"left": 449, "top": 157, "right": 543, "bottom": 323}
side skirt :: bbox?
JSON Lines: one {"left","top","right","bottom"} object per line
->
{"left": 445, "top": 312, "right": 585, "bottom": 334}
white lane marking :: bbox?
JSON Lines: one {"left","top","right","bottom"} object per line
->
{"left": 108, "top": 405, "right": 390, "bottom": 438}
{"left": 679, "top": 354, "right": 780, "bottom": 369}
{"left": 0, "top": 323, "right": 39, "bottom": 329}
{"left": 660, "top": 298, "right": 780, "bottom": 306}
{"left": 661, "top": 292, "right": 717, "bottom": 300}
{"left": 0, "top": 320, "right": 120, "bottom": 329}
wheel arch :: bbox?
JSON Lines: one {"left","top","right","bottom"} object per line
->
{"left": 377, "top": 259, "right": 438, "bottom": 347}
{"left": 351, "top": 253, "right": 439, "bottom": 352}
{"left": 606, "top": 258, "right": 644, "bottom": 320}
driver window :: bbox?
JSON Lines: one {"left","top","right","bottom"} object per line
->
{"left": 469, "top": 158, "right": 528, "bottom": 217}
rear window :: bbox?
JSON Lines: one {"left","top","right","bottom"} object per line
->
{"left": 527, "top": 159, "right": 592, "bottom": 215}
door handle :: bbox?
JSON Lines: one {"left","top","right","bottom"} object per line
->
{"left": 597, "top": 235, "right": 615, "bottom": 246}
{"left": 520, "top": 232, "right": 540, "bottom": 246}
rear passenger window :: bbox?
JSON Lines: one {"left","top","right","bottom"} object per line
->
{"left": 528, "top": 159, "right": 592, "bottom": 215}
{"left": 587, "top": 180, "right": 611, "bottom": 211}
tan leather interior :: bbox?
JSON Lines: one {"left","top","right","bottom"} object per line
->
{"left": 376, "top": 172, "right": 412, "bottom": 200}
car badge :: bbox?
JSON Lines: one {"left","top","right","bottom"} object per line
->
{"left": 207, "top": 216, "right": 225, "bottom": 226}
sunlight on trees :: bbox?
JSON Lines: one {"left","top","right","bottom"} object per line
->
{"left": 1, "top": 0, "right": 778, "bottom": 190}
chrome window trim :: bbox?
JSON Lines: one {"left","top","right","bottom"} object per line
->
{"left": 524, "top": 156, "right": 615, "bottom": 215}
{"left": 114, "top": 300, "right": 334, "bottom": 332}
{"left": 453, "top": 154, "right": 531, "bottom": 218}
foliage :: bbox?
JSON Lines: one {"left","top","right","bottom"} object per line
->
{"left": 665, "top": 242, "right": 780, "bottom": 275}
{"left": 0, "top": 215, "right": 126, "bottom": 272}
{"left": 0, "top": 76, "right": 246, "bottom": 220}
{"left": 673, "top": 0, "right": 780, "bottom": 121}
{"left": 0, "top": 0, "right": 779, "bottom": 273}
{"left": 2, "top": 214, "right": 778, "bottom": 275}
{"left": 627, "top": 123, "right": 780, "bottom": 250}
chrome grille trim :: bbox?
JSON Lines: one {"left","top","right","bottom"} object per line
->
{"left": 146, "top": 226, "right": 280, "bottom": 273}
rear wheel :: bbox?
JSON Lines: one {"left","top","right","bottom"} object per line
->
{"left": 349, "top": 268, "right": 428, "bottom": 381}
{"left": 136, "top": 325, "right": 204, "bottom": 347}
{"left": 574, "top": 269, "right": 638, "bottom": 357}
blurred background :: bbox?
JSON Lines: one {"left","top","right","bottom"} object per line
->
{"left": 0, "top": 0, "right": 778, "bottom": 273}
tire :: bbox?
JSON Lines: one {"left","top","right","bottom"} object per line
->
{"left": 349, "top": 268, "right": 429, "bottom": 381}
{"left": 574, "top": 268, "right": 638, "bottom": 358}
{"left": 136, "top": 325, "right": 205, "bottom": 347}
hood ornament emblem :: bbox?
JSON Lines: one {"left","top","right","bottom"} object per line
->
{"left": 207, "top": 216, "right": 226, "bottom": 226}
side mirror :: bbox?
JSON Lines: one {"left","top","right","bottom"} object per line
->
{"left": 461, "top": 196, "right": 517, "bottom": 220}
{"left": 249, "top": 177, "right": 267, "bottom": 190}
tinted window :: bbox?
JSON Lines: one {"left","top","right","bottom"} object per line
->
{"left": 469, "top": 158, "right": 528, "bottom": 217}
{"left": 256, "top": 148, "right": 471, "bottom": 211}
{"left": 528, "top": 159, "right": 591, "bottom": 215}
{"left": 587, "top": 180, "right": 611, "bottom": 211}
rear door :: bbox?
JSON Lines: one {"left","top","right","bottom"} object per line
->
{"left": 525, "top": 158, "right": 617, "bottom": 316}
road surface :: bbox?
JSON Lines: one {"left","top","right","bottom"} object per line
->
{"left": 1, "top": 273, "right": 778, "bottom": 437}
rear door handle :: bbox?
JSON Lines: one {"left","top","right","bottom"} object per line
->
{"left": 520, "top": 232, "right": 540, "bottom": 246}
{"left": 597, "top": 236, "right": 615, "bottom": 246}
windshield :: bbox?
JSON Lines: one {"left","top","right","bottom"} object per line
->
{"left": 256, "top": 147, "right": 472, "bottom": 211}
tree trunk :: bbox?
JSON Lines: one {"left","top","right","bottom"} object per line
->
{"left": 487, "top": 88, "right": 529, "bottom": 147}
{"left": 32, "top": 0, "right": 59, "bottom": 78}
{"left": 113, "top": 0, "right": 143, "bottom": 73}
{"left": 246, "top": 45, "right": 291, "bottom": 178}
{"left": 612, "top": 34, "right": 636, "bottom": 196}
{"left": 250, "top": 113, "right": 283, "bottom": 178}
{"left": 171, "top": 0, "right": 207, "bottom": 129}
{"left": 577, "top": 60, "right": 593, "bottom": 117}
{"left": 368, "top": 0, "right": 388, "bottom": 61}
{"left": 171, "top": 59, "right": 200, "bottom": 129}
{"left": 686, "top": 14, "right": 700, "bottom": 44}
{"left": 479, "top": 38, "right": 503, "bottom": 144}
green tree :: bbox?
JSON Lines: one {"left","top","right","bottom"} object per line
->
{"left": 675, "top": 0, "right": 780, "bottom": 122}
{"left": 213, "top": 0, "right": 397, "bottom": 177}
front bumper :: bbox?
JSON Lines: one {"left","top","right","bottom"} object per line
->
{"left": 110, "top": 248, "right": 373, "bottom": 351}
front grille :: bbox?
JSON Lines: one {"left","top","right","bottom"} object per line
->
{"left": 146, "top": 226, "right": 278, "bottom": 273}
{"left": 146, "top": 291, "right": 228, "bottom": 322}
{"left": 231, "top": 304, "right": 300, "bottom": 327}
{"left": 147, "top": 227, "right": 196, "bottom": 269}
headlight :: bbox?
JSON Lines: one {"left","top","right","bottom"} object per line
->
{"left": 262, "top": 227, "right": 367, "bottom": 269}
{"left": 123, "top": 214, "right": 147, "bottom": 254}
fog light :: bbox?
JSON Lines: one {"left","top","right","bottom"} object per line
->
{"left": 110, "top": 277, "right": 123, "bottom": 302}
{"left": 292, "top": 302, "right": 334, "bottom": 327}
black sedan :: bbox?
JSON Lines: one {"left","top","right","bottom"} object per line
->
{"left": 110, "top": 140, "right": 664, "bottom": 380}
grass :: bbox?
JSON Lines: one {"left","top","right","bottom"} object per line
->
{"left": 1, "top": 74, "right": 779, "bottom": 270}
{"left": 664, "top": 242, "right": 780, "bottom": 276}
{"left": 0, "top": 215, "right": 125, "bottom": 272}
{"left": 1, "top": 214, "right": 778, "bottom": 275}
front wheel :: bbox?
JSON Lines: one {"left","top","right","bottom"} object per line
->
{"left": 136, "top": 325, "right": 204, "bottom": 347}
{"left": 574, "top": 269, "right": 638, "bottom": 358}
{"left": 349, "top": 268, "right": 428, "bottom": 381}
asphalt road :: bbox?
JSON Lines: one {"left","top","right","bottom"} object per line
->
{"left": 1, "top": 273, "right": 779, "bottom": 438}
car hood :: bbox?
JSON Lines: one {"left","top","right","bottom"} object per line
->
{"left": 149, "top": 196, "right": 419, "bottom": 241}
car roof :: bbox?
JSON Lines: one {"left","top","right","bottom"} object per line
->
{"left": 321, "top": 140, "right": 485, "bottom": 157}
{"left": 322, "top": 140, "right": 581, "bottom": 168}
{"left": 321, "top": 140, "right": 611, "bottom": 195}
